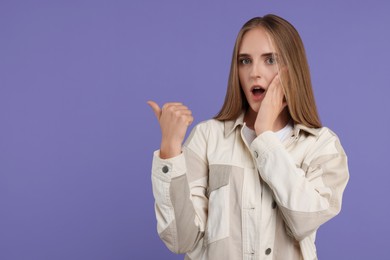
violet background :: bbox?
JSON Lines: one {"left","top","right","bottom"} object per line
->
{"left": 1, "top": 0, "right": 389, "bottom": 259}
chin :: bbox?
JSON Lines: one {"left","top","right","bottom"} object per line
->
{"left": 247, "top": 105, "right": 259, "bottom": 114}
{"left": 250, "top": 103, "right": 260, "bottom": 111}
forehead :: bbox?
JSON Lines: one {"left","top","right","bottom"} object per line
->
{"left": 239, "top": 27, "right": 275, "bottom": 54}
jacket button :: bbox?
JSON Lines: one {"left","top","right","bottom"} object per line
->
{"left": 272, "top": 201, "right": 277, "bottom": 209}
{"left": 254, "top": 151, "right": 258, "bottom": 158}
{"left": 265, "top": 248, "right": 272, "bottom": 255}
{"left": 162, "top": 165, "right": 169, "bottom": 173}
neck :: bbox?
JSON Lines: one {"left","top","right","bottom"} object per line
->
{"left": 244, "top": 108, "right": 290, "bottom": 132}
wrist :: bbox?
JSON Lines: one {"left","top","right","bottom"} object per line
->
{"left": 160, "top": 141, "right": 182, "bottom": 159}
{"left": 255, "top": 124, "right": 272, "bottom": 136}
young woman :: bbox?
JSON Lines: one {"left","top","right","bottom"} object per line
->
{"left": 148, "top": 14, "right": 349, "bottom": 260}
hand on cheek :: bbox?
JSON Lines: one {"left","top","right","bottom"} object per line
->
{"left": 254, "top": 73, "right": 288, "bottom": 135}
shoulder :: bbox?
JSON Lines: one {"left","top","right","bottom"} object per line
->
{"left": 296, "top": 124, "right": 340, "bottom": 141}
{"left": 317, "top": 126, "right": 343, "bottom": 146}
{"left": 184, "top": 118, "right": 225, "bottom": 156}
{"left": 189, "top": 118, "right": 225, "bottom": 136}
{"left": 302, "top": 125, "right": 346, "bottom": 157}
{"left": 318, "top": 126, "right": 339, "bottom": 138}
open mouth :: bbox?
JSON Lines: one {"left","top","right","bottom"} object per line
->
{"left": 251, "top": 86, "right": 266, "bottom": 96}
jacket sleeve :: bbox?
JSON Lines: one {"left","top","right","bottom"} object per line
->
{"left": 250, "top": 128, "right": 349, "bottom": 241}
{"left": 151, "top": 124, "right": 209, "bottom": 254}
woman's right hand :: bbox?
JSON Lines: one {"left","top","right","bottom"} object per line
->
{"left": 147, "top": 101, "right": 193, "bottom": 159}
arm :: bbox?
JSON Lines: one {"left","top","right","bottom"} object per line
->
{"left": 250, "top": 129, "right": 349, "bottom": 241}
{"left": 148, "top": 101, "right": 208, "bottom": 253}
{"left": 252, "top": 71, "right": 348, "bottom": 241}
{"left": 151, "top": 144, "right": 208, "bottom": 253}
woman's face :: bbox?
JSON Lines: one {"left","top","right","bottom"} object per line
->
{"left": 238, "top": 27, "right": 278, "bottom": 113}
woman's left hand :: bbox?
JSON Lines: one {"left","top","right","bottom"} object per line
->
{"left": 254, "top": 73, "right": 287, "bottom": 135}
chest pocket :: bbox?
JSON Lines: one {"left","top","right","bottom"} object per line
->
{"left": 206, "top": 165, "right": 231, "bottom": 244}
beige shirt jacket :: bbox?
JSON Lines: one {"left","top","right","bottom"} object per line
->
{"left": 151, "top": 113, "right": 349, "bottom": 260}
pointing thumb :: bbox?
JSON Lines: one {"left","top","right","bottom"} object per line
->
{"left": 147, "top": 100, "right": 161, "bottom": 120}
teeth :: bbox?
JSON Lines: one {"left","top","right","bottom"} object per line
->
{"left": 252, "top": 87, "right": 263, "bottom": 91}
{"left": 252, "top": 86, "right": 265, "bottom": 95}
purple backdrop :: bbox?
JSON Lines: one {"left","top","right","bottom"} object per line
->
{"left": 1, "top": 0, "right": 389, "bottom": 259}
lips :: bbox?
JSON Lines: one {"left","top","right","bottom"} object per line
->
{"left": 251, "top": 85, "right": 266, "bottom": 97}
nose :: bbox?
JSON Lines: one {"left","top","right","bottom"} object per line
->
{"left": 249, "top": 60, "right": 262, "bottom": 79}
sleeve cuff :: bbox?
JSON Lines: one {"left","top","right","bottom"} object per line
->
{"left": 152, "top": 150, "right": 187, "bottom": 182}
{"left": 250, "top": 131, "right": 284, "bottom": 164}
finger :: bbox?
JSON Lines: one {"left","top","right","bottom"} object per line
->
{"left": 147, "top": 101, "right": 161, "bottom": 119}
{"left": 172, "top": 105, "right": 190, "bottom": 111}
{"left": 177, "top": 110, "right": 192, "bottom": 116}
{"left": 267, "top": 74, "right": 280, "bottom": 91}
{"left": 162, "top": 102, "right": 183, "bottom": 110}
{"left": 187, "top": 115, "right": 194, "bottom": 126}
{"left": 164, "top": 104, "right": 191, "bottom": 115}
{"left": 176, "top": 109, "right": 193, "bottom": 119}
{"left": 270, "top": 74, "right": 286, "bottom": 96}
{"left": 275, "top": 74, "right": 283, "bottom": 88}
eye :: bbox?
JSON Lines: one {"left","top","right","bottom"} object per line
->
{"left": 239, "top": 58, "right": 251, "bottom": 65}
{"left": 265, "top": 56, "right": 276, "bottom": 65}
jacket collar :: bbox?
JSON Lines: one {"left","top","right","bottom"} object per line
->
{"left": 224, "top": 112, "right": 245, "bottom": 138}
{"left": 224, "top": 111, "right": 320, "bottom": 138}
{"left": 293, "top": 124, "right": 320, "bottom": 137}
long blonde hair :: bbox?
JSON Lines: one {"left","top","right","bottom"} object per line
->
{"left": 214, "top": 14, "right": 321, "bottom": 128}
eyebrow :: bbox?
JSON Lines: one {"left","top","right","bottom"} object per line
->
{"left": 238, "top": 52, "right": 277, "bottom": 58}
